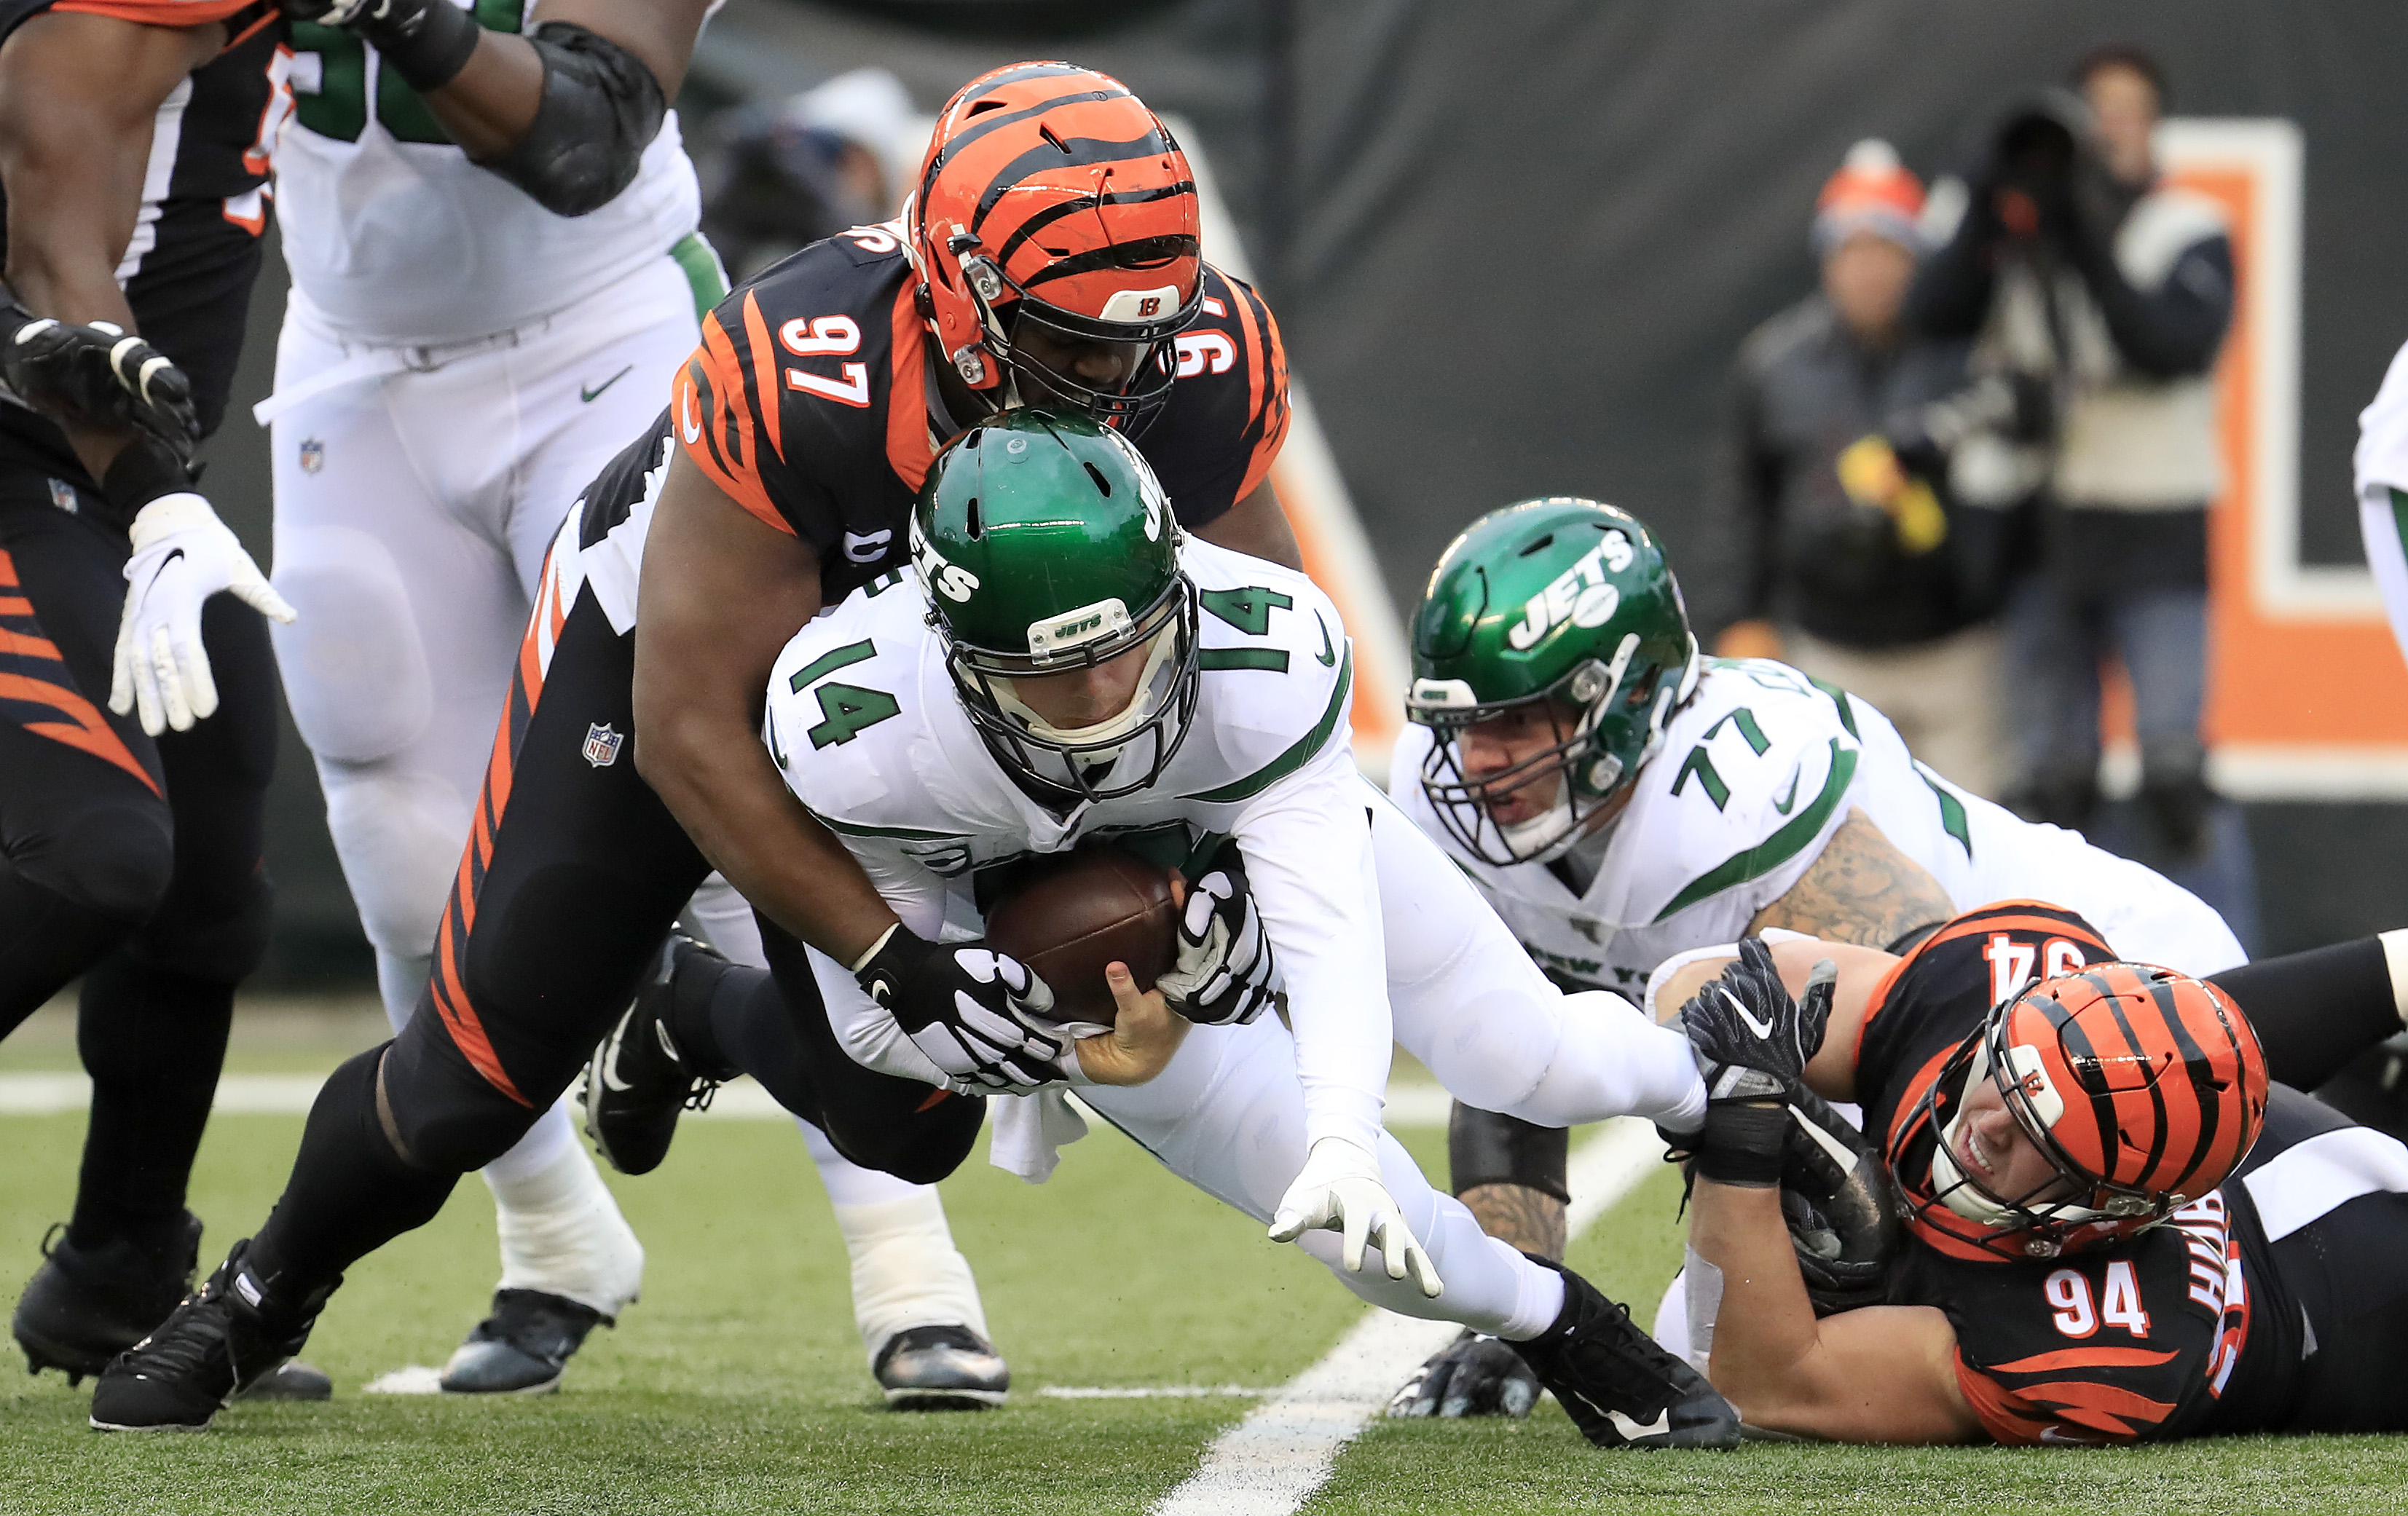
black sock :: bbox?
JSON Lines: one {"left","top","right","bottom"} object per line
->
{"left": 699, "top": 958, "right": 827, "bottom": 1113}
{"left": 665, "top": 948, "right": 749, "bottom": 1083}
{"left": 67, "top": 956, "right": 235, "bottom": 1249}
{"left": 0, "top": 864, "right": 132, "bottom": 1040}
{"left": 245, "top": 1046, "right": 459, "bottom": 1306}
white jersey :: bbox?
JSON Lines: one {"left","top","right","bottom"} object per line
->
{"left": 766, "top": 540, "right": 1392, "bottom": 1156}
{"left": 1390, "top": 658, "right": 2245, "bottom": 992}
{"left": 2355, "top": 336, "right": 2408, "bottom": 669}
{"left": 277, "top": 1, "right": 702, "bottom": 342}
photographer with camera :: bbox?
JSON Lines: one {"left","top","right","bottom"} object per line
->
{"left": 1911, "top": 46, "right": 2234, "bottom": 861}
{"left": 1704, "top": 141, "right": 2008, "bottom": 798}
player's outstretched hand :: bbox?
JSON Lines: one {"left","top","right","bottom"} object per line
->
{"left": 1269, "top": 1137, "right": 1444, "bottom": 1298}
{"left": 855, "top": 926, "right": 1070, "bottom": 1094}
{"left": 1678, "top": 936, "right": 1835, "bottom": 1091}
{"left": 1074, "top": 962, "right": 1189, "bottom": 1086}
{"left": 1157, "top": 853, "right": 1280, "bottom": 1027}
{"left": 111, "top": 494, "right": 296, "bottom": 735}
{"left": 1386, "top": 1329, "right": 1540, "bottom": 1419}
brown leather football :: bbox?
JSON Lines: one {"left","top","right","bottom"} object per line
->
{"left": 983, "top": 844, "right": 1179, "bottom": 1026}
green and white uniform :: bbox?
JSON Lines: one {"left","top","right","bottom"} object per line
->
{"left": 766, "top": 539, "right": 1702, "bottom": 1330}
{"left": 256, "top": 3, "right": 732, "bottom": 1319}
{"left": 1392, "top": 656, "right": 2247, "bottom": 993}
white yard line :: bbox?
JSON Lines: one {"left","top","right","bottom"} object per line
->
{"left": 0, "top": 1073, "right": 1460, "bottom": 1126}
{"left": 1149, "top": 1118, "right": 1666, "bottom": 1516}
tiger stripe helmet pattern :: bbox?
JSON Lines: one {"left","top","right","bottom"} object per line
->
{"left": 1905, "top": 962, "right": 2269, "bottom": 1260}
{"left": 905, "top": 61, "right": 1203, "bottom": 427}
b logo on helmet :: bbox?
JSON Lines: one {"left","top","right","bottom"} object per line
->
{"left": 1138, "top": 296, "right": 1162, "bottom": 317}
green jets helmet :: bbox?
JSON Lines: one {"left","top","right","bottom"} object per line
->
{"left": 909, "top": 407, "right": 1199, "bottom": 801}
{"left": 1406, "top": 497, "right": 1699, "bottom": 865}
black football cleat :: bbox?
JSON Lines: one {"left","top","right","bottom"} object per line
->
{"left": 1507, "top": 1258, "right": 1740, "bottom": 1450}
{"left": 1387, "top": 1328, "right": 1541, "bottom": 1418}
{"left": 583, "top": 935, "right": 723, "bottom": 1176}
{"left": 17, "top": 1217, "right": 334, "bottom": 1402}
{"left": 874, "top": 1324, "right": 1010, "bottom": 1410}
{"left": 89, "top": 1241, "right": 328, "bottom": 1432}
{"left": 15, "top": 1214, "right": 200, "bottom": 1386}
{"left": 438, "top": 1289, "right": 607, "bottom": 1394}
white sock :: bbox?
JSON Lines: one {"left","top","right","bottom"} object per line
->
{"left": 833, "top": 1190, "right": 988, "bottom": 1363}
{"left": 798, "top": 1117, "right": 923, "bottom": 1207}
{"left": 485, "top": 1134, "right": 645, "bottom": 1318}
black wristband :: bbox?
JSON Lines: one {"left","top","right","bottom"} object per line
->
{"left": 1697, "top": 1100, "right": 1789, "bottom": 1189}
{"left": 356, "top": 0, "right": 480, "bottom": 94}
{"left": 98, "top": 433, "right": 194, "bottom": 531}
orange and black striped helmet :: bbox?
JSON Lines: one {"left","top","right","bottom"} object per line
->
{"left": 904, "top": 62, "right": 1203, "bottom": 427}
{"left": 1898, "top": 962, "right": 2268, "bottom": 1260}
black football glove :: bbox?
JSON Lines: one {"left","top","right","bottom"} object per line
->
{"left": 1156, "top": 852, "right": 1280, "bottom": 1027}
{"left": 855, "top": 926, "right": 1066, "bottom": 1094}
{"left": 1779, "top": 1086, "right": 1903, "bottom": 1316}
{"left": 1, "top": 313, "right": 199, "bottom": 458}
{"left": 1386, "top": 1328, "right": 1541, "bottom": 1420}
{"left": 279, "top": 0, "right": 479, "bottom": 92}
{"left": 1680, "top": 936, "right": 1834, "bottom": 1091}
{"left": 1678, "top": 939, "right": 1837, "bottom": 1189}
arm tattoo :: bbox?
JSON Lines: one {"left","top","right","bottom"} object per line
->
{"left": 1459, "top": 1183, "right": 1568, "bottom": 1261}
{"left": 1749, "top": 806, "right": 1952, "bottom": 948}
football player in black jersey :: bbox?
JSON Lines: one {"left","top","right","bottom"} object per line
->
{"left": 1656, "top": 908, "right": 2408, "bottom": 1442}
{"left": 96, "top": 62, "right": 1305, "bottom": 1429}
{"left": 0, "top": 0, "right": 331, "bottom": 1397}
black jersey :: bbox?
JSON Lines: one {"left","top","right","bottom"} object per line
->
{"left": 1855, "top": 902, "right": 2408, "bottom": 1443}
{"left": 666, "top": 221, "right": 1289, "bottom": 605}
{"left": 0, "top": 0, "right": 284, "bottom": 479}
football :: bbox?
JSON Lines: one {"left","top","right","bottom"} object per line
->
{"left": 983, "top": 844, "right": 1180, "bottom": 1025}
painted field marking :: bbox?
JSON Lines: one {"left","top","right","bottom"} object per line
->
{"left": 1149, "top": 1118, "right": 1666, "bottom": 1516}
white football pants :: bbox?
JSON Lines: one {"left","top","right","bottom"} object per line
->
{"left": 1078, "top": 1014, "right": 1565, "bottom": 1338}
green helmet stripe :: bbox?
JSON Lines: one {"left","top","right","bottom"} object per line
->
{"left": 1653, "top": 741, "right": 1857, "bottom": 921}
{"left": 1183, "top": 645, "right": 1351, "bottom": 805}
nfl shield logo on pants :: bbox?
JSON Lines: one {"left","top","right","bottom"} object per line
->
{"left": 582, "top": 722, "right": 623, "bottom": 767}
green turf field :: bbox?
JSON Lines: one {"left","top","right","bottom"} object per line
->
{"left": 2, "top": 1020, "right": 2405, "bottom": 1515}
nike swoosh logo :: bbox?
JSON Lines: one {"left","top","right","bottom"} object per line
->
{"left": 599, "top": 1028, "right": 636, "bottom": 1091}
{"left": 1723, "top": 987, "right": 1777, "bottom": 1041}
{"left": 581, "top": 366, "right": 634, "bottom": 403}
{"left": 1606, "top": 1408, "right": 1670, "bottom": 1441}
{"left": 1314, "top": 614, "right": 1336, "bottom": 667}
{"left": 145, "top": 547, "right": 186, "bottom": 594}
{"left": 1771, "top": 767, "right": 1801, "bottom": 815}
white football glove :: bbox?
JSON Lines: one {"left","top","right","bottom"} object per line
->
{"left": 1269, "top": 1137, "right": 1444, "bottom": 1298}
{"left": 111, "top": 493, "right": 296, "bottom": 735}
{"left": 1157, "top": 857, "right": 1280, "bottom": 1027}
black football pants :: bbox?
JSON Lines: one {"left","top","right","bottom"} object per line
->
{"left": 249, "top": 585, "right": 980, "bottom": 1298}
{"left": 0, "top": 471, "right": 277, "bottom": 1252}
